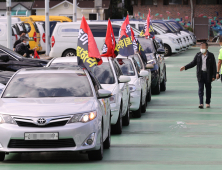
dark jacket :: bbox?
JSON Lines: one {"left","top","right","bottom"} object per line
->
{"left": 15, "top": 43, "right": 31, "bottom": 58}
{"left": 185, "top": 51, "right": 216, "bottom": 83}
{"left": 14, "top": 39, "right": 30, "bottom": 49}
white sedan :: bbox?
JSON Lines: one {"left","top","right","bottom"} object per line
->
{"left": 0, "top": 67, "right": 111, "bottom": 161}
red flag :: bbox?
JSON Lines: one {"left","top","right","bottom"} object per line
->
{"left": 34, "top": 49, "right": 40, "bottom": 59}
{"left": 77, "top": 16, "right": 102, "bottom": 71}
{"left": 101, "top": 20, "right": 116, "bottom": 58}
{"left": 145, "top": 9, "right": 151, "bottom": 37}
{"left": 119, "top": 15, "right": 131, "bottom": 39}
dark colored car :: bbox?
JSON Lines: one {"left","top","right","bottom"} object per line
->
{"left": 138, "top": 37, "right": 166, "bottom": 94}
{"left": 0, "top": 71, "right": 14, "bottom": 85}
{"left": 0, "top": 45, "right": 48, "bottom": 72}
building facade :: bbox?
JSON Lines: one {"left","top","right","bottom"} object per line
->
{"left": 32, "top": 0, "right": 110, "bottom": 21}
{"left": 132, "top": 0, "right": 222, "bottom": 26}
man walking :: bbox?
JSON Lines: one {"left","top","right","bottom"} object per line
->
{"left": 180, "top": 42, "right": 216, "bottom": 109}
{"left": 216, "top": 46, "right": 222, "bottom": 81}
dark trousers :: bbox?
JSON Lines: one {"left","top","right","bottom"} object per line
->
{"left": 198, "top": 72, "right": 211, "bottom": 104}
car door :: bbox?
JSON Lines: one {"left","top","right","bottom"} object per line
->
{"left": 112, "top": 59, "right": 128, "bottom": 115}
{"left": 90, "top": 74, "right": 109, "bottom": 137}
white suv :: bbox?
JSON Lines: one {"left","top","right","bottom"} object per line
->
{"left": 49, "top": 21, "right": 141, "bottom": 58}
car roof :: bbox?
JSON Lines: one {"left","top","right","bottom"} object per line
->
{"left": 52, "top": 57, "right": 77, "bottom": 63}
{"left": 55, "top": 21, "right": 122, "bottom": 26}
{"left": 17, "top": 67, "right": 85, "bottom": 74}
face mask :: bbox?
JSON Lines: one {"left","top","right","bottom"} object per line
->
{"left": 26, "top": 41, "right": 29, "bottom": 45}
{"left": 200, "top": 49, "right": 206, "bottom": 54}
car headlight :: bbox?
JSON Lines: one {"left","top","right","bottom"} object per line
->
{"left": 129, "top": 84, "right": 136, "bottom": 92}
{"left": 68, "top": 111, "right": 97, "bottom": 123}
{"left": 0, "top": 115, "right": 16, "bottom": 124}
{"left": 109, "top": 94, "right": 116, "bottom": 104}
{"left": 169, "top": 37, "right": 177, "bottom": 44}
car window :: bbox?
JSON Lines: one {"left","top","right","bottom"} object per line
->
{"left": 132, "top": 58, "right": 141, "bottom": 74}
{"left": 33, "top": 22, "right": 40, "bottom": 33}
{"left": 130, "top": 24, "right": 135, "bottom": 28}
{"left": 137, "top": 38, "right": 155, "bottom": 53}
{"left": 138, "top": 24, "right": 144, "bottom": 31}
{"left": 89, "top": 25, "right": 107, "bottom": 37}
{"left": 24, "top": 23, "right": 31, "bottom": 33}
{"left": 3, "top": 73, "right": 93, "bottom": 98}
{"left": 92, "top": 62, "right": 115, "bottom": 84}
{"left": 133, "top": 54, "right": 143, "bottom": 70}
{"left": 0, "top": 47, "right": 23, "bottom": 60}
{"left": 117, "top": 58, "right": 135, "bottom": 76}
{"left": 153, "top": 23, "right": 170, "bottom": 33}
{"left": 112, "top": 25, "right": 121, "bottom": 37}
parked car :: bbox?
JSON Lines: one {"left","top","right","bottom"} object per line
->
{"left": 46, "top": 56, "right": 131, "bottom": 134}
{"left": 0, "top": 23, "right": 16, "bottom": 49}
{"left": 0, "top": 67, "right": 112, "bottom": 161}
{"left": 49, "top": 21, "right": 141, "bottom": 58}
{"left": 138, "top": 37, "right": 166, "bottom": 94}
{"left": 18, "top": 17, "right": 42, "bottom": 51}
{"left": 164, "top": 20, "right": 196, "bottom": 45}
{"left": 116, "top": 56, "right": 149, "bottom": 118}
{"left": 0, "top": 45, "right": 48, "bottom": 72}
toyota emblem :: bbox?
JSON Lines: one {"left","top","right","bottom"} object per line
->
{"left": 37, "top": 118, "right": 46, "bottom": 125}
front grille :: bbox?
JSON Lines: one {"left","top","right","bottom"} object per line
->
{"left": 16, "top": 120, "right": 68, "bottom": 127}
{"left": 8, "top": 139, "right": 76, "bottom": 148}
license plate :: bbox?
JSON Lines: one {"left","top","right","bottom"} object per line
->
{"left": 24, "top": 133, "right": 59, "bottom": 140}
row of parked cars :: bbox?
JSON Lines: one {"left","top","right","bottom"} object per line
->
{"left": 0, "top": 16, "right": 71, "bottom": 52}
{"left": 0, "top": 18, "right": 195, "bottom": 161}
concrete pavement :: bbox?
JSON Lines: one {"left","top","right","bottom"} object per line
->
{"left": 1, "top": 46, "right": 222, "bottom": 170}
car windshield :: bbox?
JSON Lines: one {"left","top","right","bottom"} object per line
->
{"left": 92, "top": 62, "right": 115, "bottom": 84}
{"left": 117, "top": 58, "right": 135, "bottom": 76}
{"left": 137, "top": 38, "right": 155, "bottom": 53}
{"left": 169, "top": 22, "right": 183, "bottom": 31}
{"left": 2, "top": 73, "right": 93, "bottom": 98}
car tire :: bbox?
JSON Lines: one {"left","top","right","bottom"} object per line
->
{"left": 152, "top": 77, "right": 160, "bottom": 95}
{"left": 160, "top": 72, "right": 166, "bottom": 91}
{"left": 0, "top": 152, "right": 5, "bottom": 162}
{"left": 141, "top": 94, "right": 147, "bottom": 113}
{"left": 62, "top": 50, "right": 76, "bottom": 57}
{"left": 111, "top": 106, "right": 122, "bottom": 134}
{"left": 122, "top": 100, "right": 130, "bottom": 126}
{"left": 88, "top": 124, "right": 103, "bottom": 161}
{"left": 104, "top": 117, "right": 111, "bottom": 149}
{"left": 147, "top": 88, "right": 151, "bottom": 102}
{"left": 132, "top": 98, "right": 142, "bottom": 118}
{"left": 164, "top": 44, "right": 171, "bottom": 56}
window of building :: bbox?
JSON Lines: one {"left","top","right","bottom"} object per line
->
{"left": 196, "top": 0, "right": 222, "bottom": 4}
{"left": 141, "top": 0, "right": 154, "bottom": 5}
{"left": 131, "top": 0, "right": 138, "bottom": 5}
{"left": 163, "top": 0, "right": 188, "bottom": 5}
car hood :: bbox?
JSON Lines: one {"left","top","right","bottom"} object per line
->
{"left": 0, "top": 97, "right": 95, "bottom": 117}
{"left": 101, "top": 84, "right": 116, "bottom": 94}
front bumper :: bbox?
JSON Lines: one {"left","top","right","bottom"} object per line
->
{"left": 0, "top": 120, "right": 101, "bottom": 153}
{"left": 129, "top": 90, "right": 141, "bottom": 111}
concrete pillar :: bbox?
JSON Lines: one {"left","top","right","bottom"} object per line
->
{"left": 6, "top": 0, "right": 12, "bottom": 49}
{"left": 45, "top": 0, "right": 50, "bottom": 56}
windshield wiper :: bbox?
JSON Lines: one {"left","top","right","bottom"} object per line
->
{"left": 3, "top": 96, "right": 26, "bottom": 98}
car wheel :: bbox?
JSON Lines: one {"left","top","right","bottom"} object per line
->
{"left": 164, "top": 44, "right": 171, "bottom": 56}
{"left": 88, "top": 124, "right": 103, "bottom": 161}
{"left": 152, "top": 77, "right": 160, "bottom": 95}
{"left": 132, "top": 98, "right": 142, "bottom": 118}
{"left": 62, "top": 50, "right": 76, "bottom": 57}
{"left": 122, "top": 99, "right": 130, "bottom": 126}
{"left": 111, "top": 105, "right": 122, "bottom": 134}
{"left": 0, "top": 152, "right": 5, "bottom": 162}
{"left": 141, "top": 94, "right": 147, "bottom": 113}
{"left": 104, "top": 117, "right": 111, "bottom": 149}
{"left": 147, "top": 88, "right": 151, "bottom": 102}
{"left": 160, "top": 72, "right": 166, "bottom": 91}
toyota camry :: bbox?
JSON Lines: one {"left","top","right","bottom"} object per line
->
{"left": 0, "top": 67, "right": 111, "bottom": 161}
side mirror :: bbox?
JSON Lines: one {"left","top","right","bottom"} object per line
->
{"left": 157, "top": 48, "right": 165, "bottom": 55}
{"left": 145, "top": 64, "right": 154, "bottom": 69}
{"left": 118, "top": 75, "right": 131, "bottom": 83}
{"left": 0, "top": 54, "right": 9, "bottom": 62}
{"left": 139, "top": 70, "right": 149, "bottom": 77}
{"left": 98, "top": 89, "right": 112, "bottom": 99}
